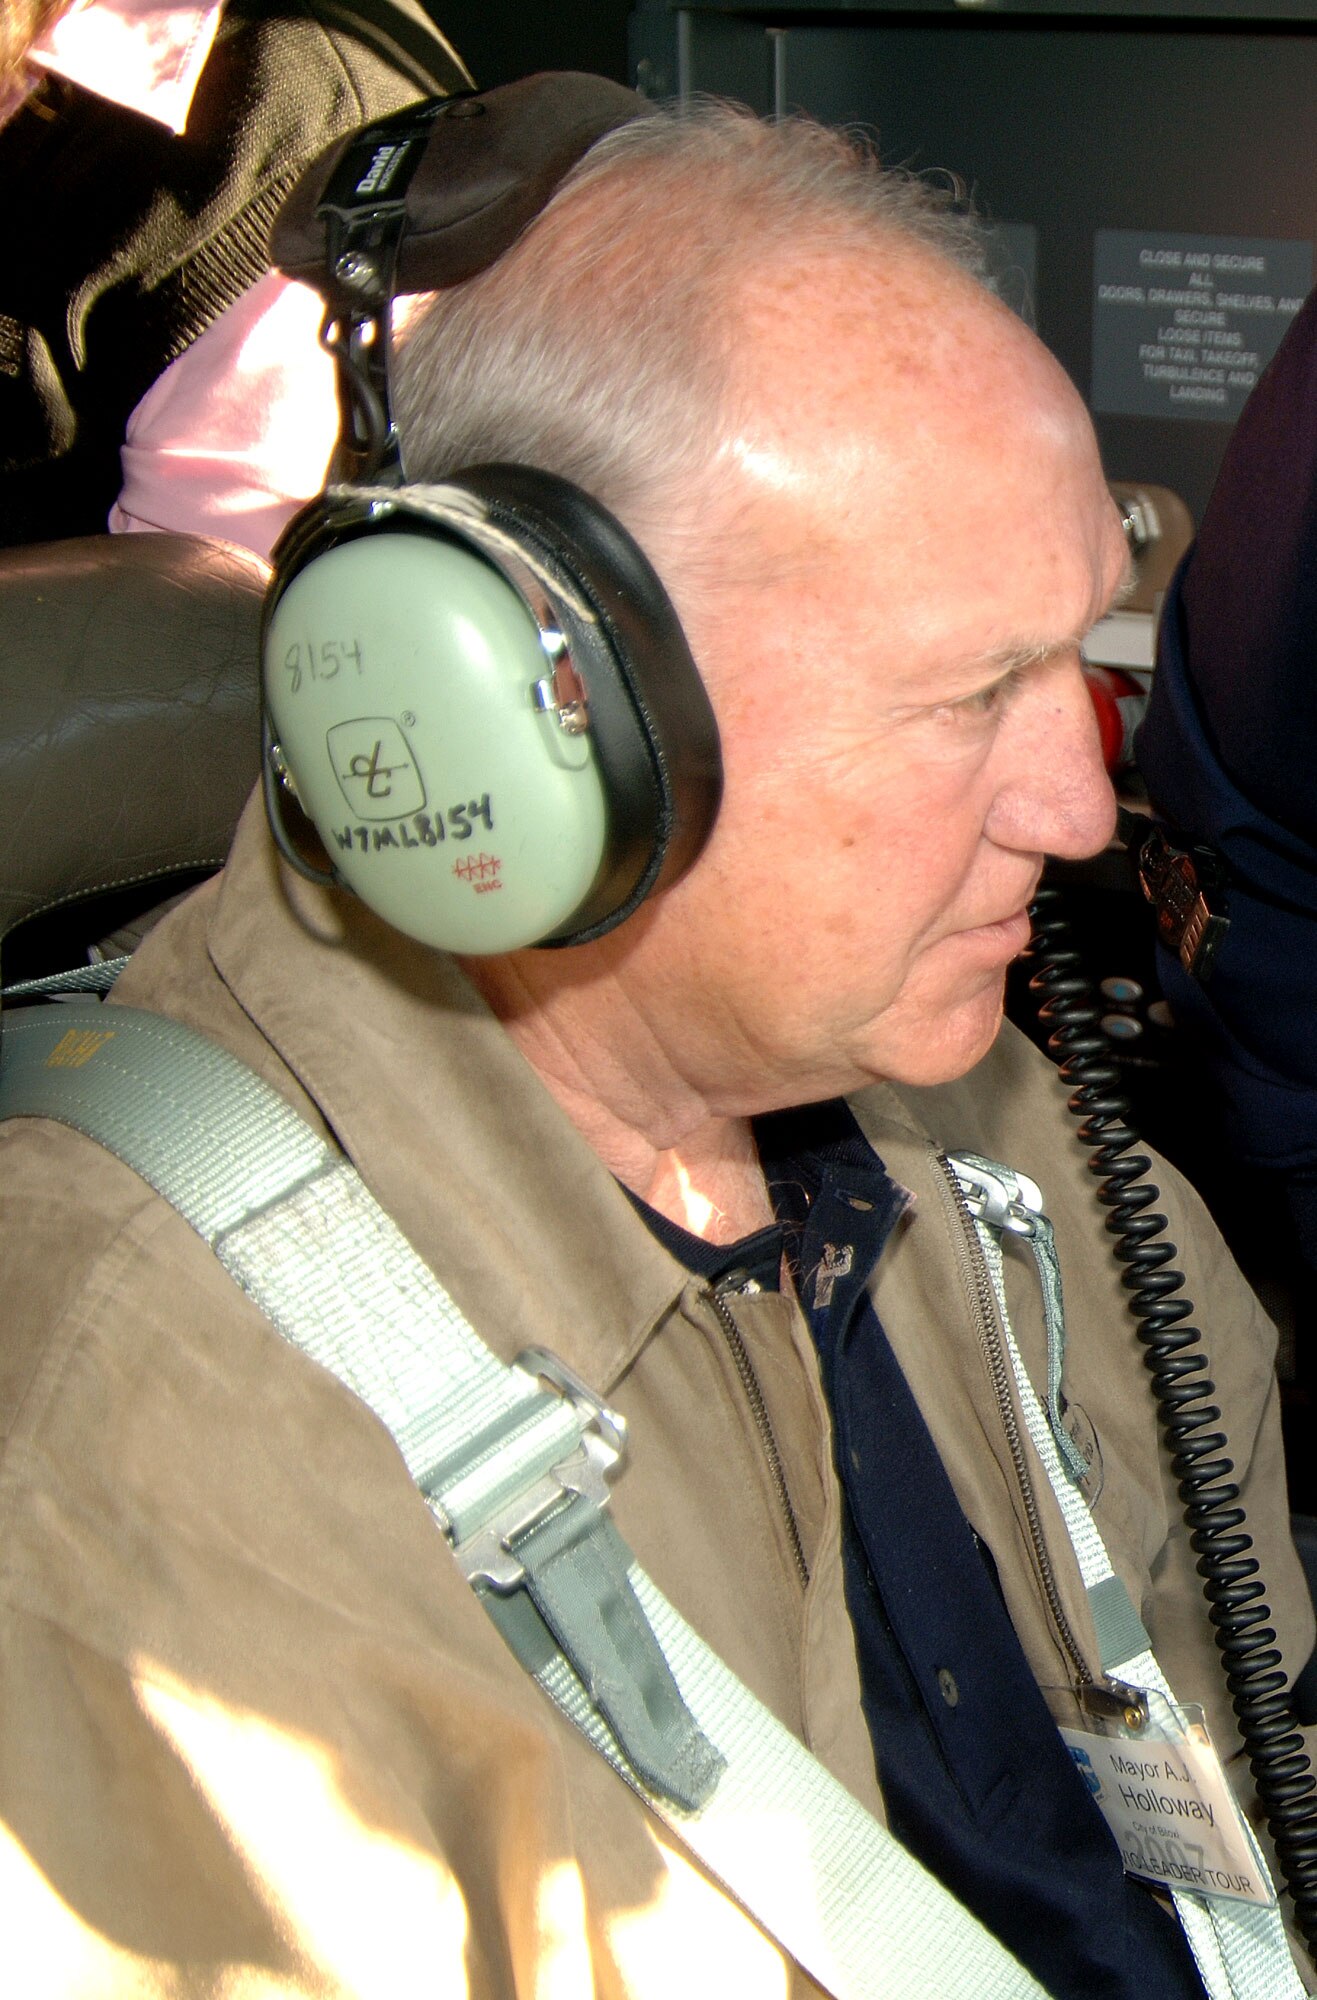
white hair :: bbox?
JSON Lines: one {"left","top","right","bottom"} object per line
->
{"left": 392, "top": 99, "right": 990, "bottom": 545}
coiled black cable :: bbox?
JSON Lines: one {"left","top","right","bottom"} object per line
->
{"left": 1028, "top": 882, "right": 1317, "bottom": 1957}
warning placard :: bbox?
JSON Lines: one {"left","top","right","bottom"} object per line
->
{"left": 1092, "top": 230, "right": 1311, "bottom": 424}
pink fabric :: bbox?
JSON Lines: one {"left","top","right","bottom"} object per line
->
{"left": 110, "top": 272, "right": 338, "bottom": 556}
{"left": 21, "top": 0, "right": 339, "bottom": 557}
{"left": 29, "top": 0, "right": 222, "bottom": 134}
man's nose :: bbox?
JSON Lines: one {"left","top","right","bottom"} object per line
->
{"left": 986, "top": 657, "right": 1117, "bottom": 861}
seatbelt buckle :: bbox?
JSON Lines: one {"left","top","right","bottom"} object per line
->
{"left": 448, "top": 1348, "right": 628, "bottom": 1594}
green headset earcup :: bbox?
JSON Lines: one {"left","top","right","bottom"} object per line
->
{"left": 265, "top": 530, "right": 610, "bottom": 953}
{"left": 262, "top": 470, "right": 722, "bottom": 953}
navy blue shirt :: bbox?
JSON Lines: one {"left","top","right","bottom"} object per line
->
{"left": 634, "top": 1101, "right": 1206, "bottom": 1999}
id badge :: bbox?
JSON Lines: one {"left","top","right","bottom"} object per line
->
{"left": 1057, "top": 1689, "right": 1275, "bottom": 1908}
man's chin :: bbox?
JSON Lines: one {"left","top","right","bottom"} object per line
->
{"left": 865, "top": 986, "right": 1008, "bottom": 1090}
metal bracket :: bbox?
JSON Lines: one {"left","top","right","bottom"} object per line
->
{"left": 1079, "top": 1679, "right": 1151, "bottom": 1734}
{"left": 949, "top": 1154, "right": 1043, "bottom": 1238}
{"left": 532, "top": 654, "right": 590, "bottom": 735}
{"left": 1133, "top": 823, "right": 1231, "bottom": 984}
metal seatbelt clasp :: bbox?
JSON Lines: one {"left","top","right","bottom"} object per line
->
{"left": 444, "top": 1348, "right": 628, "bottom": 1593}
{"left": 436, "top": 1348, "right": 729, "bottom": 1815}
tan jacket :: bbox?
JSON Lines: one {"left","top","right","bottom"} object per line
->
{"left": 0, "top": 799, "right": 1311, "bottom": 1997}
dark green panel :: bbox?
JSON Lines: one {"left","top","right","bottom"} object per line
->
{"left": 424, "top": 0, "right": 633, "bottom": 90}
{"left": 631, "top": 9, "right": 683, "bottom": 98}
{"left": 680, "top": 11, "right": 777, "bottom": 107}
{"left": 645, "top": 1, "right": 1317, "bottom": 17}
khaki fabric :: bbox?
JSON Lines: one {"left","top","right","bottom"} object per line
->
{"left": 0, "top": 795, "right": 1312, "bottom": 1997}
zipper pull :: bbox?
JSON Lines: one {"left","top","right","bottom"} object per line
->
{"left": 712, "top": 1266, "right": 764, "bottom": 1298}
{"left": 946, "top": 1150, "right": 1091, "bottom": 1490}
{"left": 947, "top": 1152, "right": 1043, "bottom": 1238}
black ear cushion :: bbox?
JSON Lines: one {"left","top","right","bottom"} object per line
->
{"left": 450, "top": 464, "right": 723, "bottom": 944}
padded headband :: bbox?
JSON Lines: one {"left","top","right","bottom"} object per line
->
{"left": 271, "top": 71, "right": 653, "bottom": 484}
{"left": 272, "top": 71, "right": 651, "bottom": 303}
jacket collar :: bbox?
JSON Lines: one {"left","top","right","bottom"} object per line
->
{"left": 206, "top": 802, "right": 688, "bottom": 1392}
{"left": 204, "top": 805, "right": 1052, "bottom": 1388}
{"left": 29, "top": 0, "right": 223, "bottom": 134}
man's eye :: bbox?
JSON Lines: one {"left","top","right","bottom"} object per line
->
{"left": 954, "top": 667, "right": 1024, "bottom": 717}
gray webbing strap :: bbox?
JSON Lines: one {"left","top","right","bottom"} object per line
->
{"left": 0, "top": 958, "right": 129, "bottom": 1002}
{"left": 950, "top": 1151, "right": 1304, "bottom": 2000}
{"left": 0, "top": 1001, "right": 714, "bottom": 1811}
{"left": 0, "top": 1002, "right": 1056, "bottom": 2000}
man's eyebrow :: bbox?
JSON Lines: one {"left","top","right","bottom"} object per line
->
{"left": 973, "top": 559, "right": 1141, "bottom": 680}
{"left": 970, "top": 638, "right": 1068, "bottom": 681}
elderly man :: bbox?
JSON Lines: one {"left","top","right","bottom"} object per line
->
{"left": 0, "top": 88, "right": 1311, "bottom": 2000}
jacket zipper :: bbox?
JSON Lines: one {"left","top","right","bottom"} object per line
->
{"left": 706, "top": 1280, "right": 811, "bottom": 1589}
{"left": 935, "top": 1151, "right": 1094, "bottom": 1692}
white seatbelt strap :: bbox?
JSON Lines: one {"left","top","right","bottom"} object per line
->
{"left": 949, "top": 1151, "right": 1304, "bottom": 2000}
{"left": 0, "top": 1001, "right": 1056, "bottom": 2000}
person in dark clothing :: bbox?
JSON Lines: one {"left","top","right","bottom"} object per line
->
{"left": 1137, "top": 283, "right": 1317, "bottom": 1290}
{"left": 0, "top": 0, "right": 470, "bottom": 547}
